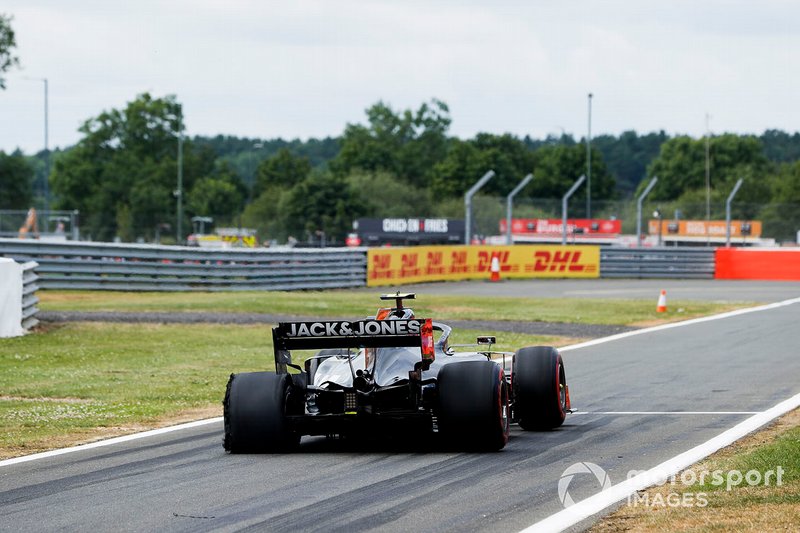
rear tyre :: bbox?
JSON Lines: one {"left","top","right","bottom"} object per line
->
{"left": 438, "top": 360, "right": 510, "bottom": 451}
{"left": 513, "top": 346, "right": 567, "bottom": 430}
{"left": 223, "top": 372, "right": 299, "bottom": 453}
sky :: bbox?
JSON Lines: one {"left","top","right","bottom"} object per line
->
{"left": 2, "top": 0, "right": 799, "bottom": 155}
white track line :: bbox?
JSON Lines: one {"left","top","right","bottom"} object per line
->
{"left": 559, "top": 296, "right": 800, "bottom": 353}
{"left": 522, "top": 295, "right": 800, "bottom": 533}
{"left": 522, "top": 391, "right": 800, "bottom": 533}
{"left": 572, "top": 411, "right": 759, "bottom": 415}
{"left": 0, "top": 417, "right": 222, "bottom": 468}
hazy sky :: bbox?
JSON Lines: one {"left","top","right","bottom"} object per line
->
{"left": 2, "top": 0, "right": 799, "bottom": 154}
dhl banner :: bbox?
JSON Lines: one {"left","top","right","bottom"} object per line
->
{"left": 367, "top": 245, "right": 600, "bottom": 287}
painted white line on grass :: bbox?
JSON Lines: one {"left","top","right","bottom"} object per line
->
{"left": 559, "top": 296, "right": 800, "bottom": 353}
{"left": 0, "top": 417, "right": 223, "bottom": 468}
{"left": 521, "top": 391, "right": 800, "bottom": 533}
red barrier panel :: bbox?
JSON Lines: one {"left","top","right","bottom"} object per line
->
{"left": 716, "top": 248, "right": 800, "bottom": 281}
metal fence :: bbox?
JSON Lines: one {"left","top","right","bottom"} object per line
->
{"left": 0, "top": 239, "right": 367, "bottom": 291}
{"left": 599, "top": 247, "right": 716, "bottom": 279}
{"left": 21, "top": 261, "right": 40, "bottom": 329}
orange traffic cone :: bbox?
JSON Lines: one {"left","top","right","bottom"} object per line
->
{"left": 656, "top": 290, "right": 667, "bottom": 313}
{"left": 490, "top": 255, "right": 501, "bottom": 282}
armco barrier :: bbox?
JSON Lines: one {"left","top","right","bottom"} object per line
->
{"left": 716, "top": 248, "right": 800, "bottom": 281}
{"left": 0, "top": 239, "right": 367, "bottom": 291}
{"left": 21, "top": 261, "right": 39, "bottom": 329}
{"left": 600, "top": 247, "right": 716, "bottom": 279}
{"left": 1, "top": 239, "right": 728, "bottom": 289}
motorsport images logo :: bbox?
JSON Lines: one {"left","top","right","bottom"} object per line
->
{"left": 558, "top": 462, "right": 785, "bottom": 509}
{"left": 558, "top": 462, "right": 612, "bottom": 508}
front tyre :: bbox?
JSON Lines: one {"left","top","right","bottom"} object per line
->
{"left": 223, "top": 372, "right": 299, "bottom": 453}
{"left": 438, "top": 360, "right": 510, "bottom": 451}
{"left": 513, "top": 347, "right": 567, "bottom": 430}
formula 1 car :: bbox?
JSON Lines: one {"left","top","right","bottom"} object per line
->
{"left": 223, "top": 293, "right": 570, "bottom": 452}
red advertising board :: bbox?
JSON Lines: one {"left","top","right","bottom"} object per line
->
{"left": 716, "top": 248, "right": 800, "bottom": 281}
{"left": 499, "top": 218, "right": 622, "bottom": 235}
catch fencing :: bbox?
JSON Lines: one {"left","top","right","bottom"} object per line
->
{"left": 0, "top": 239, "right": 718, "bottom": 290}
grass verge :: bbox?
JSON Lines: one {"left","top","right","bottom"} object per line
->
{"left": 38, "top": 290, "right": 749, "bottom": 326}
{"left": 0, "top": 321, "right": 566, "bottom": 459}
{"left": 591, "top": 408, "right": 800, "bottom": 532}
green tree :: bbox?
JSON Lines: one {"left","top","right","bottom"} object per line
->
{"left": 51, "top": 93, "right": 214, "bottom": 241}
{"left": 429, "top": 139, "right": 482, "bottom": 197}
{"left": 187, "top": 162, "right": 246, "bottom": 221}
{"left": 346, "top": 170, "right": 430, "bottom": 217}
{"left": 241, "top": 186, "right": 291, "bottom": 242}
{"left": 284, "top": 172, "right": 366, "bottom": 242}
{"left": 761, "top": 161, "right": 800, "bottom": 242}
{"left": 0, "top": 13, "right": 20, "bottom": 89}
{"left": 593, "top": 130, "right": 668, "bottom": 197}
{"left": 530, "top": 143, "right": 615, "bottom": 203}
{"left": 431, "top": 134, "right": 537, "bottom": 198}
{"left": 0, "top": 150, "right": 33, "bottom": 208}
{"left": 332, "top": 99, "right": 451, "bottom": 186}
{"left": 760, "top": 129, "right": 800, "bottom": 163}
{"left": 643, "top": 134, "right": 771, "bottom": 204}
{"left": 253, "top": 148, "right": 312, "bottom": 197}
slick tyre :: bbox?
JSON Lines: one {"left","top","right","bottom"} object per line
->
{"left": 513, "top": 346, "right": 567, "bottom": 430}
{"left": 438, "top": 360, "right": 510, "bottom": 451}
{"left": 223, "top": 372, "right": 299, "bottom": 453}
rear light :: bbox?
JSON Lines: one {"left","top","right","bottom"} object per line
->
{"left": 421, "top": 319, "right": 435, "bottom": 364}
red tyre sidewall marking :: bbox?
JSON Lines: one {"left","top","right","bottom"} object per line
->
{"left": 555, "top": 357, "right": 565, "bottom": 418}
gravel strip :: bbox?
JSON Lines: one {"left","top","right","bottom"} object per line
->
{"left": 38, "top": 311, "right": 636, "bottom": 339}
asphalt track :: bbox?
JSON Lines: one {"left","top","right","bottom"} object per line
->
{"left": 2, "top": 280, "right": 800, "bottom": 532}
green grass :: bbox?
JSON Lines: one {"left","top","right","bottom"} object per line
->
{"left": 2, "top": 289, "right": 756, "bottom": 459}
{"left": 591, "top": 414, "right": 800, "bottom": 531}
{"left": 39, "top": 290, "right": 748, "bottom": 326}
{"left": 0, "top": 322, "right": 559, "bottom": 458}
{"left": 697, "top": 424, "right": 800, "bottom": 506}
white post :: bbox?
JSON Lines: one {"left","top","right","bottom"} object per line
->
{"left": 562, "top": 175, "right": 586, "bottom": 245}
{"left": 506, "top": 174, "right": 534, "bottom": 244}
{"left": 464, "top": 170, "right": 495, "bottom": 244}
{"left": 637, "top": 177, "right": 659, "bottom": 247}
{"left": 726, "top": 178, "right": 744, "bottom": 247}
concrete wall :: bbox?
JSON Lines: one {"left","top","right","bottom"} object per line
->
{"left": 0, "top": 258, "right": 24, "bottom": 337}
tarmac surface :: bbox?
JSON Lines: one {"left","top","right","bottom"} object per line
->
{"left": 3, "top": 279, "right": 800, "bottom": 532}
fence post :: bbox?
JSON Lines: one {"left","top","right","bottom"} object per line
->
{"left": 562, "top": 175, "right": 586, "bottom": 245}
{"left": 464, "top": 170, "right": 495, "bottom": 245}
{"left": 725, "top": 178, "right": 744, "bottom": 247}
{"left": 637, "top": 177, "right": 659, "bottom": 247}
{"left": 506, "top": 174, "right": 534, "bottom": 244}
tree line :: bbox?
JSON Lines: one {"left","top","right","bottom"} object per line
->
{"left": 2, "top": 93, "right": 800, "bottom": 242}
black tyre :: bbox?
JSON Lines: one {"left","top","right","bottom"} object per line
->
{"left": 437, "top": 360, "right": 510, "bottom": 451}
{"left": 513, "top": 346, "right": 567, "bottom": 430}
{"left": 223, "top": 372, "right": 299, "bottom": 453}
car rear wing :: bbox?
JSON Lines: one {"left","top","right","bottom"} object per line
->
{"left": 272, "top": 319, "right": 434, "bottom": 373}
